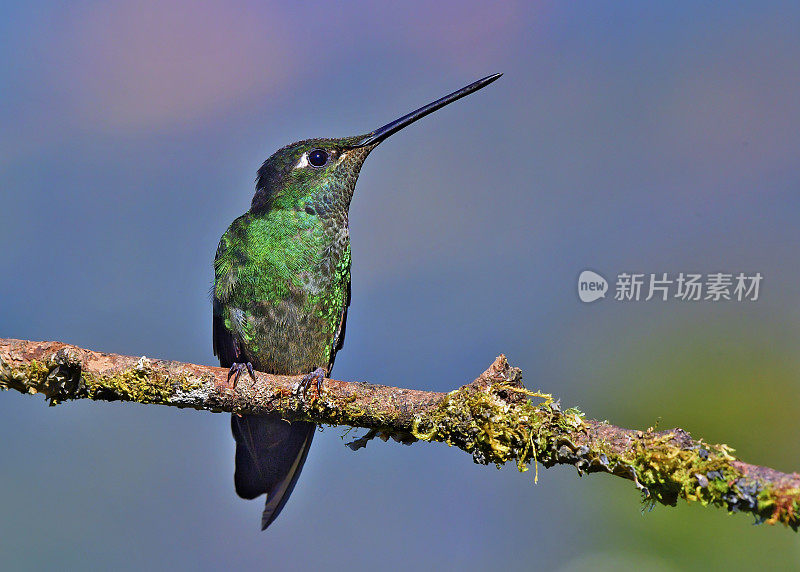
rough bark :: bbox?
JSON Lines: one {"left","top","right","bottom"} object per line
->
{"left": 1, "top": 337, "right": 798, "bottom": 530}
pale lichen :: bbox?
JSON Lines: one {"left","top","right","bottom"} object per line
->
{"left": 0, "top": 352, "right": 201, "bottom": 407}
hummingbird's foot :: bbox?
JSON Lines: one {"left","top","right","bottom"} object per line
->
{"left": 292, "top": 367, "right": 325, "bottom": 399}
{"left": 226, "top": 361, "right": 256, "bottom": 389}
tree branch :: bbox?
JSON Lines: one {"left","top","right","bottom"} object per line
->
{"left": 1, "top": 337, "right": 798, "bottom": 530}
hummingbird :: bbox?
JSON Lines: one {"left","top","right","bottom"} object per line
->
{"left": 212, "top": 73, "right": 502, "bottom": 530}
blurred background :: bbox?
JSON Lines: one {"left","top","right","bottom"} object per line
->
{"left": 2, "top": 1, "right": 800, "bottom": 570}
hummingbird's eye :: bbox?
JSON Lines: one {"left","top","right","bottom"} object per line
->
{"left": 308, "top": 149, "right": 329, "bottom": 168}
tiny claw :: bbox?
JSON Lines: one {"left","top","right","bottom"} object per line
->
{"left": 227, "top": 362, "right": 256, "bottom": 389}
{"left": 293, "top": 367, "right": 326, "bottom": 399}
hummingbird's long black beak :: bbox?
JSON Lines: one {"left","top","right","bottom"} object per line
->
{"left": 352, "top": 73, "right": 502, "bottom": 148}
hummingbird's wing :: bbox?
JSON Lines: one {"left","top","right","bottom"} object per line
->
{"left": 212, "top": 301, "right": 240, "bottom": 366}
{"left": 327, "top": 279, "right": 351, "bottom": 371}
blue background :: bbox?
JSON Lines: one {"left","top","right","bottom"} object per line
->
{"left": 2, "top": 2, "right": 800, "bottom": 569}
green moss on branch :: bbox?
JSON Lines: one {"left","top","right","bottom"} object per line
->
{"left": 1, "top": 337, "right": 799, "bottom": 531}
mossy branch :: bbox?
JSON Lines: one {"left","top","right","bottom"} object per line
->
{"left": 2, "top": 337, "right": 798, "bottom": 531}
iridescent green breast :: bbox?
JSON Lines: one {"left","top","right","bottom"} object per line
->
{"left": 213, "top": 210, "right": 350, "bottom": 374}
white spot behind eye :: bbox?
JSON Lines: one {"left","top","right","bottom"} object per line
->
{"left": 294, "top": 153, "right": 309, "bottom": 169}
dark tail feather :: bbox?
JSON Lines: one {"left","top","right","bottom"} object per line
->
{"left": 259, "top": 423, "right": 314, "bottom": 530}
{"left": 231, "top": 413, "right": 316, "bottom": 530}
